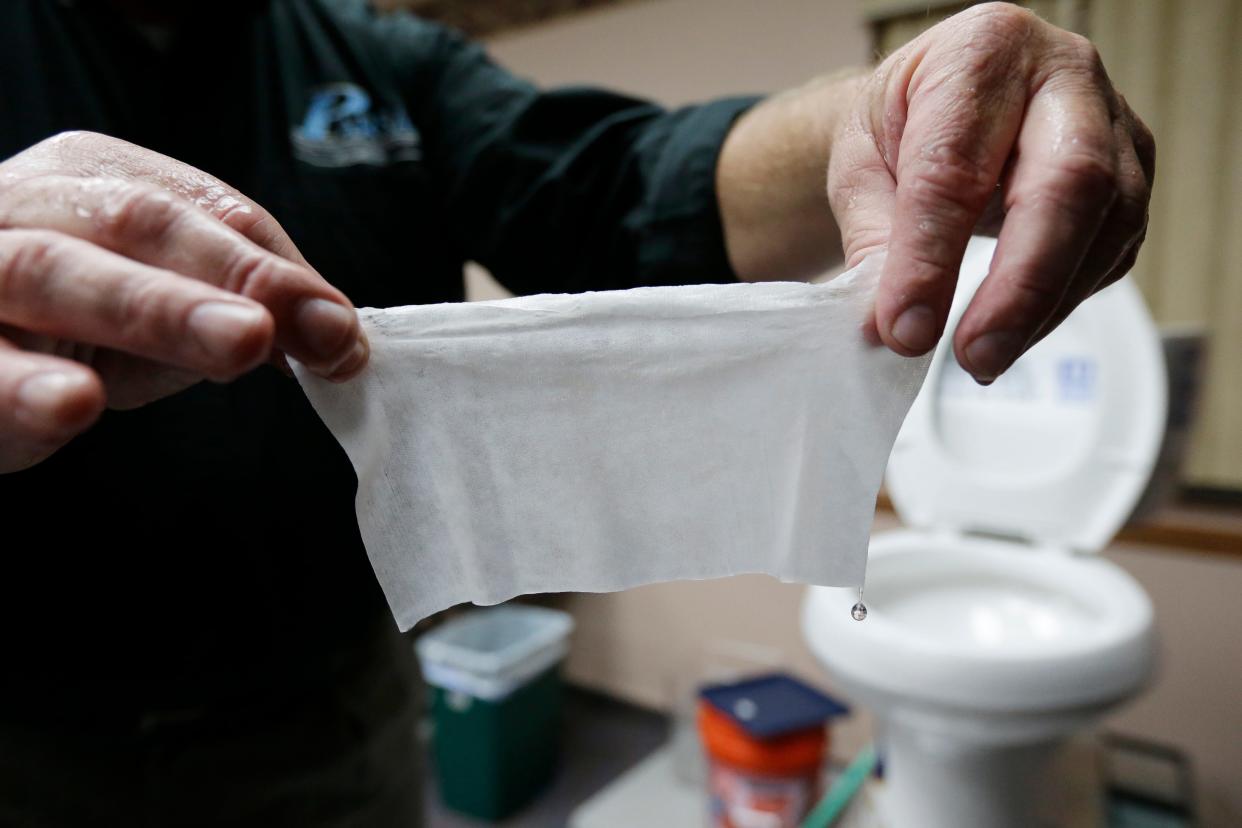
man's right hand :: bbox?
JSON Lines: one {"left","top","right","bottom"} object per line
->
{"left": 0, "top": 131, "right": 369, "bottom": 472}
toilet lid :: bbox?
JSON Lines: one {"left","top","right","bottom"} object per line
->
{"left": 887, "top": 237, "right": 1167, "bottom": 553}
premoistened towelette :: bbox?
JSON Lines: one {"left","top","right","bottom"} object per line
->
{"left": 294, "top": 252, "right": 931, "bottom": 630}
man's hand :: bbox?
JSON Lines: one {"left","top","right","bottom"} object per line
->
{"left": 718, "top": 3, "right": 1153, "bottom": 383}
{"left": 834, "top": 3, "right": 1153, "bottom": 382}
{"left": 0, "top": 131, "right": 369, "bottom": 472}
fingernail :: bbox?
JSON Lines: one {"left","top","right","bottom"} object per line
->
{"left": 964, "top": 331, "right": 1024, "bottom": 382}
{"left": 328, "top": 335, "right": 370, "bottom": 381}
{"left": 295, "top": 298, "right": 357, "bottom": 362}
{"left": 188, "top": 301, "right": 269, "bottom": 362}
{"left": 890, "top": 304, "right": 939, "bottom": 353}
{"left": 16, "top": 372, "right": 88, "bottom": 422}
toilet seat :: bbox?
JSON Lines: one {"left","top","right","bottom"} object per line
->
{"left": 804, "top": 237, "right": 1166, "bottom": 718}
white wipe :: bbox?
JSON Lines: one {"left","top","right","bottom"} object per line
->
{"left": 294, "top": 252, "right": 930, "bottom": 630}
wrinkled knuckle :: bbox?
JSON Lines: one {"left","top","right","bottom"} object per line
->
{"left": 114, "top": 277, "right": 179, "bottom": 348}
{"left": 964, "top": 2, "right": 1037, "bottom": 40}
{"left": 1050, "top": 151, "right": 1116, "bottom": 196}
{"left": 211, "top": 194, "right": 255, "bottom": 228}
{"left": 203, "top": 191, "right": 263, "bottom": 239}
{"left": 908, "top": 206, "right": 977, "bottom": 254}
{"left": 906, "top": 180, "right": 985, "bottom": 232}
{"left": 220, "top": 206, "right": 290, "bottom": 259}
{"left": 1008, "top": 268, "right": 1066, "bottom": 312}
{"left": 899, "top": 248, "right": 961, "bottom": 292}
{"left": 905, "top": 149, "right": 995, "bottom": 216}
{"left": 923, "top": 141, "right": 993, "bottom": 185}
{"left": 1065, "top": 32, "right": 1102, "bottom": 67}
{"left": 965, "top": 1, "right": 1033, "bottom": 28}
{"left": 933, "top": 30, "right": 1024, "bottom": 87}
{"left": 0, "top": 230, "right": 63, "bottom": 294}
{"left": 96, "top": 181, "right": 184, "bottom": 246}
{"left": 829, "top": 162, "right": 881, "bottom": 213}
{"left": 1043, "top": 34, "right": 1110, "bottom": 92}
{"left": 223, "top": 247, "right": 284, "bottom": 297}
{"left": 931, "top": 40, "right": 994, "bottom": 84}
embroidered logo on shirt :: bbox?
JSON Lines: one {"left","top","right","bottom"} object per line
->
{"left": 292, "top": 83, "right": 421, "bottom": 167}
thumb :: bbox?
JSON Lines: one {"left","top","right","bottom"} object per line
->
{"left": 828, "top": 104, "right": 898, "bottom": 274}
{"left": 827, "top": 110, "right": 899, "bottom": 348}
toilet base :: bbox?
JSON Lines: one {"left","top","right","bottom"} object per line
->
{"left": 878, "top": 716, "right": 1105, "bottom": 828}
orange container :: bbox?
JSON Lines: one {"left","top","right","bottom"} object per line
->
{"left": 698, "top": 700, "right": 827, "bottom": 828}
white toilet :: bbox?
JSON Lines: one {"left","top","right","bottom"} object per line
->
{"left": 802, "top": 238, "right": 1166, "bottom": 828}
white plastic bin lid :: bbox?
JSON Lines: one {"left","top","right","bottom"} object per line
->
{"left": 886, "top": 237, "right": 1167, "bottom": 553}
{"left": 415, "top": 604, "right": 575, "bottom": 700}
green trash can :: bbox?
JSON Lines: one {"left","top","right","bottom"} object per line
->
{"left": 416, "top": 604, "right": 575, "bottom": 821}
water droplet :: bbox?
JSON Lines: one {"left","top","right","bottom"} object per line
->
{"left": 851, "top": 601, "right": 868, "bottom": 621}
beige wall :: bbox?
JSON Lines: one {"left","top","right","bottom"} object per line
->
{"left": 477, "top": 2, "right": 1242, "bottom": 826}
{"left": 1087, "top": 0, "right": 1242, "bottom": 489}
{"left": 487, "top": 0, "right": 869, "bottom": 105}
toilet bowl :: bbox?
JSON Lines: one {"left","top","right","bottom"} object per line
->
{"left": 802, "top": 238, "right": 1167, "bottom": 828}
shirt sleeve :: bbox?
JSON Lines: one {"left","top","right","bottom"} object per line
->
{"left": 369, "top": 13, "right": 761, "bottom": 294}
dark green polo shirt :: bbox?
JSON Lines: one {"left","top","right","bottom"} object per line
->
{"left": 0, "top": 0, "right": 757, "bottom": 710}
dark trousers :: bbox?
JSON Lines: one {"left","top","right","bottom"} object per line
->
{"left": 0, "top": 626, "right": 423, "bottom": 828}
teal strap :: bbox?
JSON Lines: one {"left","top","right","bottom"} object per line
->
{"left": 800, "top": 745, "right": 878, "bottom": 828}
